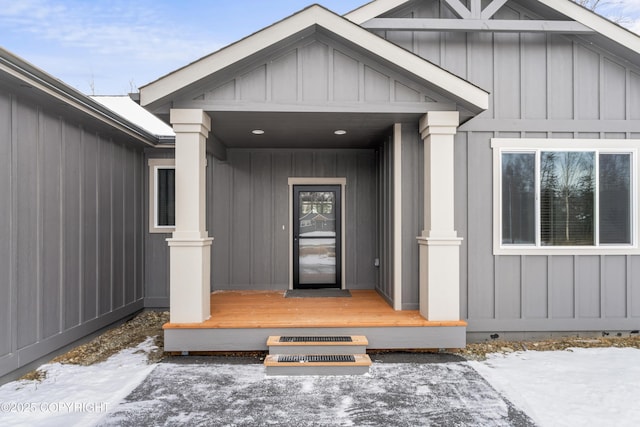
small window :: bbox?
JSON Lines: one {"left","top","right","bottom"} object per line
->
{"left": 148, "top": 158, "right": 175, "bottom": 233}
{"left": 492, "top": 139, "right": 639, "bottom": 255}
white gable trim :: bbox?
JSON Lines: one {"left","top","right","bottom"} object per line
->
{"left": 345, "top": 0, "right": 409, "bottom": 24}
{"left": 140, "top": 5, "right": 488, "bottom": 112}
{"left": 536, "top": 0, "right": 640, "bottom": 55}
{"left": 346, "top": 0, "right": 640, "bottom": 55}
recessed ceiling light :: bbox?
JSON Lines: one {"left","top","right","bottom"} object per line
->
{"left": 334, "top": 130, "right": 347, "bottom": 135}
{"left": 251, "top": 129, "right": 265, "bottom": 135}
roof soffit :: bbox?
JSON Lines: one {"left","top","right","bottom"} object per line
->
{"left": 139, "top": 4, "right": 488, "bottom": 113}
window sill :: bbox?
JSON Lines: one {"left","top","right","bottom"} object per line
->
{"left": 494, "top": 246, "right": 640, "bottom": 256}
{"left": 149, "top": 227, "right": 175, "bottom": 234}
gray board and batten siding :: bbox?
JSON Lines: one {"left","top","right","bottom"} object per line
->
{"left": 0, "top": 71, "right": 148, "bottom": 381}
{"left": 375, "top": 0, "right": 640, "bottom": 337}
{"left": 211, "top": 149, "right": 378, "bottom": 290}
{"left": 144, "top": 148, "right": 381, "bottom": 307}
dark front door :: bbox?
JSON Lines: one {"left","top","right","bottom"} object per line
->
{"left": 293, "top": 185, "right": 342, "bottom": 289}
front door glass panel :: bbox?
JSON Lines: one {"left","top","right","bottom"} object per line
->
{"left": 293, "top": 186, "right": 341, "bottom": 288}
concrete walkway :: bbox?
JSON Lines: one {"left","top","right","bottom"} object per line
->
{"left": 99, "top": 353, "right": 535, "bottom": 426}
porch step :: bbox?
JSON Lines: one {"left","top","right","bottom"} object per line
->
{"left": 264, "top": 354, "right": 372, "bottom": 376}
{"left": 265, "top": 335, "right": 371, "bottom": 376}
{"left": 266, "top": 335, "right": 368, "bottom": 355}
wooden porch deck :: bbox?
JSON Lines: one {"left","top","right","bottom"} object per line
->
{"left": 163, "top": 290, "right": 466, "bottom": 329}
{"left": 163, "top": 290, "right": 467, "bottom": 351}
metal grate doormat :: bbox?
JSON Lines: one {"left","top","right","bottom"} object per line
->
{"left": 284, "top": 289, "right": 351, "bottom": 298}
{"left": 277, "top": 355, "right": 356, "bottom": 363}
{"left": 279, "top": 336, "right": 353, "bottom": 343}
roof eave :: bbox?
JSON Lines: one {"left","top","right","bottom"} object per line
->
{"left": 0, "top": 47, "right": 160, "bottom": 147}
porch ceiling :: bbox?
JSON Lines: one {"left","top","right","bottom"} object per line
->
{"left": 207, "top": 111, "right": 421, "bottom": 149}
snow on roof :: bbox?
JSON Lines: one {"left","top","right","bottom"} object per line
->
{"left": 91, "top": 95, "right": 175, "bottom": 138}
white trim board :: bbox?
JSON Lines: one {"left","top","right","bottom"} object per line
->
{"left": 148, "top": 158, "right": 176, "bottom": 234}
{"left": 491, "top": 138, "right": 640, "bottom": 255}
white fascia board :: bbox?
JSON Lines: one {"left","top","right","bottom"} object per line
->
{"left": 344, "top": 0, "right": 409, "bottom": 25}
{"left": 140, "top": 5, "right": 488, "bottom": 112}
{"left": 536, "top": 0, "right": 640, "bottom": 55}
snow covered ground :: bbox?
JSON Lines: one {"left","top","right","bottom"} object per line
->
{"left": 0, "top": 344, "right": 638, "bottom": 426}
{"left": 469, "top": 347, "right": 640, "bottom": 427}
{"left": 0, "top": 338, "right": 157, "bottom": 427}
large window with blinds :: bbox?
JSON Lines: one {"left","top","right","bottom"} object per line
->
{"left": 492, "top": 139, "right": 639, "bottom": 254}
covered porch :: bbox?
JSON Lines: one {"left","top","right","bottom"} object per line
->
{"left": 139, "top": 5, "right": 489, "bottom": 351}
{"left": 163, "top": 290, "right": 467, "bottom": 351}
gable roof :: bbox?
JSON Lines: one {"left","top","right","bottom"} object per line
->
{"left": 140, "top": 4, "right": 488, "bottom": 113}
{"left": 346, "top": 0, "right": 640, "bottom": 56}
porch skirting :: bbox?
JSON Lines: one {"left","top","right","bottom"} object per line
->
{"left": 163, "top": 290, "right": 466, "bottom": 351}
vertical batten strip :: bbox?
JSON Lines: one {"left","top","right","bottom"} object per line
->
{"left": 10, "top": 95, "right": 17, "bottom": 356}
{"left": 36, "top": 107, "right": 43, "bottom": 342}
{"left": 520, "top": 255, "right": 525, "bottom": 319}
{"left": 600, "top": 255, "right": 606, "bottom": 318}
{"left": 547, "top": 256, "right": 553, "bottom": 319}
{"left": 573, "top": 255, "right": 579, "bottom": 318}
{"left": 59, "top": 119, "right": 65, "bottom": 333}
{"left": 626, "top": 255, "right": 632, "bottom": 318}
{"left": 78, "top": 129, "right": 84, "bottom": 319}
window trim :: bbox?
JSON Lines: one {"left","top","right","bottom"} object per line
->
{"left": 148, "top": 158, "right": 176, "bottom": 234}
{"left": 492, "top": 138, "right": 640, "bottom": 255}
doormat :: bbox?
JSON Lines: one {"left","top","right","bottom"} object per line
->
{"left": 284, "top": 289, "right": 352, "bottom": 298}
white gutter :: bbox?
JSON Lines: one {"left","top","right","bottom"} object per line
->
{"left": 0, "top": 47, "right": 162, "bottom": 147}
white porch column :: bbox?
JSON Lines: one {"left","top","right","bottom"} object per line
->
{"left": 168, "top": 109, "right": 212, "bottom": 323}
{"left": 417, "top": 111, "right": 463, "bottom": 321}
